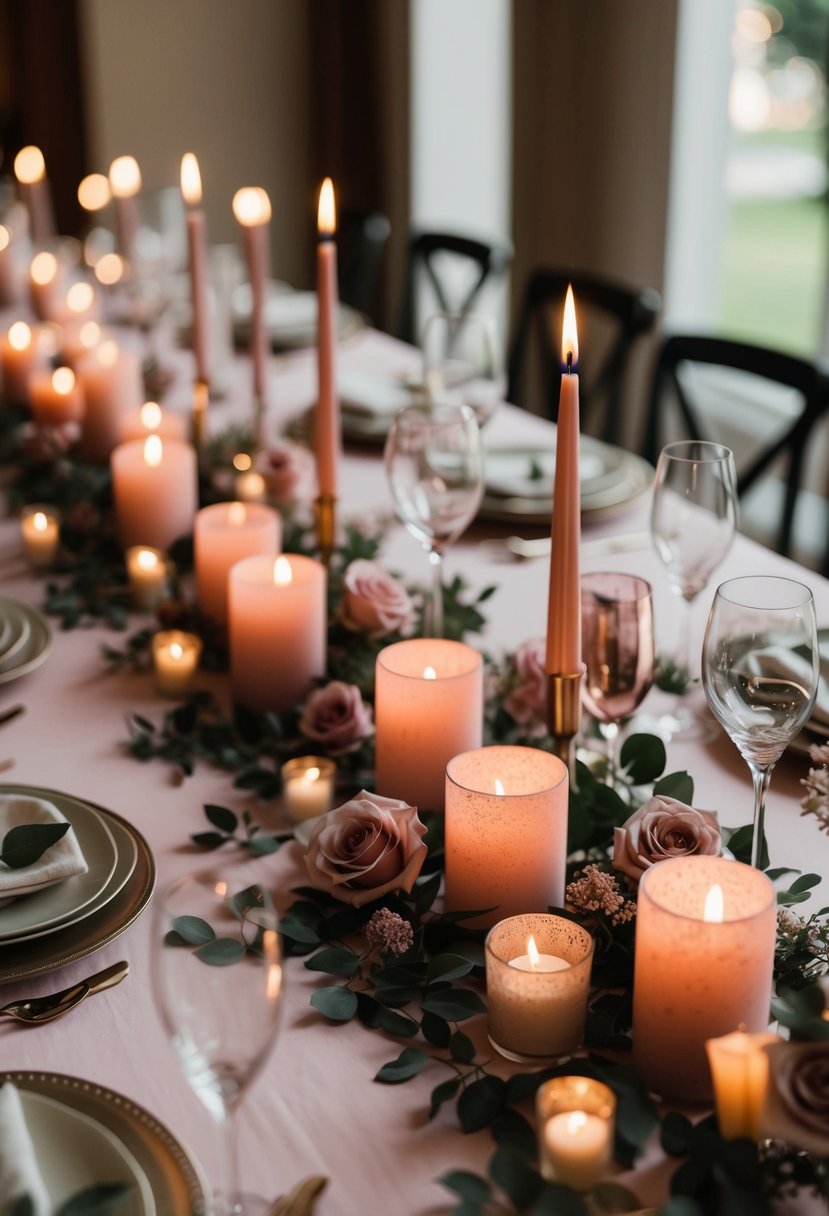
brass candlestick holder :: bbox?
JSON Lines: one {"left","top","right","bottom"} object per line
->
{"left": 315, "top": 493, "right": 337, "bottom": 566}
{"left": 547, "top": 670, "right": 583, "bottom": 786}
{"left": 191, "top": 379, "right": 209, "bottom": 453}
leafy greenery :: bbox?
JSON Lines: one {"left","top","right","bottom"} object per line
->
{"left": 0, "top": 821, "right": 70, "bottom": 869}
{"left": 163, "top": 883, "right": 272, "bottom": 966}
{"left": 8, "top": 1184, "right": 133, "bottom": 1216}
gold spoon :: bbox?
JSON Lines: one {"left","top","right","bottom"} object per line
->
{"left": 0, "top": 960, "right": 129, "bottom": 1025}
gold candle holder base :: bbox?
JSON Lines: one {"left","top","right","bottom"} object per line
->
{"left": 315, "top": 494, "right": 337, "bottom": 565}
{"left": 547, "top": 670, "right": 583, "bottom": 784}
{"left": 191, "top": 379, "right": 209, "bottom": 453}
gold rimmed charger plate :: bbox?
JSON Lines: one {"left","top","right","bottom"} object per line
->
{"left": 0, "top": 1071, "right": 209, "bottom": 1215}
{"left": 0, "top": 785, "right": 154, "bottom": 984}
{"left": 0, "top": 598, "right": 52, "bottom": 685}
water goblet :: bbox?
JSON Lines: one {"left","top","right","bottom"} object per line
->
{"left": 581, "top": 572, "right": 655, "bottom": 778}
{"left": 651, "top": 440, "right": 739, "bottom": 736}
{"left": 384, "top": 401, "right": 484, "bottom": 637}
{"left": 702, "top": 575, "right": 818, "bottom": 868}
{"left": 151, "top": 861, "right": 284, "bottom": 1215}
{"left": 420, "top": 310, "right": 506, "bottom": 426}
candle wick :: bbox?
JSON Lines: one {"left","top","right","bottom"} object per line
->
{"left": 566, "top": 350, "right": 573, "bottom": 373}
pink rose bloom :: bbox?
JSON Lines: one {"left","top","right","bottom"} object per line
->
{"left": 762, "top": 1041, "right": 829, "bottom": 1156}
{"left": 259, "top": 440, "right": 315, "bottom": 506}
{"left": 340, "top": 560, "right": 416, "bottom": 636}
{"left": 504, "top": 639, "right": 547, "bottom": 734}
{"left": 304, "top": 790, "right": 428, "bottom": 907}
{"left": 298, "top": 681, "right": 374, "bottom": 755}
{"left": 613, "top": 795, "right": 721, "bottom": 883}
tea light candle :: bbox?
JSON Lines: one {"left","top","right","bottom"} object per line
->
{"left": 444, "top": 746, "right": 568, "bottom": 927}
{"left": 484, "top": 915, "right": 593, "bottom": 1062}
{"left": 229, "top": 554, "right": 326, "bottom": 714}
{"left": 126, "top": 546, "right": 168, "bottom": 610}
{"left": 120, "top": 400, "right": 188, "bottom": 444}
{"left": 2, "top": 322, "right": 43, "bottom": 401}
{"left": 29, "top": 366, "right": 85, "bottom": 427}
{"left": 76, "top": 339, "right": 144, "bottom": 463}
{"left": 706, "top": 1029, "right": 781, "bottom": 1140}
{"left": 374, "top": 638, "right": 483, "bottom": 812}
{"left": 20, "top": 505, "right": 60, "bottom": 570}
{"left": 194, "top": 501, "right": 281, "bottom": 624}
{"left": 111, "top": 435, "right": 198, "bottom": 551}
{"left": 632, "top": 856, "right": 777, "bottom": 1103}
{"left": 152, "top": 630, "right": 202, "bottom": 697}
{"left": 281, "top": 756, "right": 336, "bottom": 822}
{"left": 537, "top": 1077, "right": 616, "bottom": 1191}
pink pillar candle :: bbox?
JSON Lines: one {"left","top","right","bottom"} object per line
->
{"left": 61, "top": 320, "right": 105, "bottom": 369}
{"left": 374, "top": 638, "right": 483, "bottom": 812}
{"left": 315, "top": 178, "right": 340, "bottom": 498}
{"left": 1, "top": 322, "right": 44, "bottom": 402}
{"left": 229, "top": 554, "right": 326, "bottom": 714}
{"left": 120, "top": 401, "right": 188, "bottom": 444}
{"left": 632, "top": 856, "right": 777, "bottom": 1103}
{"left": 29, "top": 251, "right": 67, "bottom": 322}
{"left": 76, "top": 339, "right": 143, "bottom": 463}
{"left": 195, "top": 501, "right": 281, "bottom": 625}
{"left": 109, "top": 157, "right": 142, "bottom": 266}
{"left": 232, "top": 188, "right": 271, "bottom": 404}
{"left": 29, "top": 366, "right": 85, "bottom": 427}
{"left": 181, "top": 154, "right": 210, "bottom": 383}
{"left": 444, "top": 746, "right": 569, "bottom": 927}
{"left": 0, "top": 222, "right": 26, "bottom": 307}
{"left": 111, "top": 435, "right": 198, "bottom": 552}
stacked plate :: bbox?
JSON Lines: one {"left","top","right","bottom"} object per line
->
{"left": 792, "top": 628, "right": 829, "bottom": 755}
{"left": 0, "top": 785, "right": 155, "bottom": 984}
{"left": 233, "top": 281, "right": 364, "bottom": 350}
{"left": 0, "top": 597, "right": 51, "bottom": 686}
{"left": 2, "top": 1072, "right": 209, "bottom": 1213}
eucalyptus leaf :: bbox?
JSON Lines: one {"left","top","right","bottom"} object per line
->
{"left": 311, "top": 986, "right": 358, "bottom": 1022}
{"left": 421, "top": 1010, "right": 452, "bottom": 1048}
{"left": 10, "top": 1198, "right": 35, "bottom": 1216}
{"left": 373, "top": 1004, "right": 420, "bottom": 1038}
{"left": 457, "top": 1075, "right": 506, "bottom": 1133}
{"left": 204, "top": 804, "right": 238, "bottom": 834}
{"left": 492, "top": 1107, "right": 536, "bottom": 1158}
{"left": 427, "top": 953, "right": 475, "bottom": 985}
{"left": 0, "top": 822, "right": 70, "bottom": 869}
{"left": 170, "top": 915, "right": 215, "bottom": 945}
{"left": 190, "top": 831, "right": 227, "bottom": 850}
{"left": 488, "top": 1144, "right": 542, "bottom": 1210}
{"left": 430, "top": 1076, "right": 462, "bottom": 1119}
{"left": 374, "top": 1046, "right": 430, "bottom": 1084}
{"left": 194, "top": 937, "right": 246, "bottom": 966}
{"left": 590, "top": 1183, "right": 648, "bottom": 1215}
{"left": 229, "top": 884, "right": 266, "bottom": 919}
{"left": 530, "top": 1185, "right": 590, "bottom": 1216}
{"left": 449, "top": 1030, "right": 476, "bottom": 1063}
{"left": 620, "top": 733, "right": 666, "bottom": 784}
{"left": 653, "top": 771, "right": 694, "bottom": 803}
{"left": 422, "top": 988, "right": 486, "bottom": 1022}
{"left": 246, "top": 834, "right": 284, "bottom": 855}
{"left": 304, "top": 947, "right": 361, "bottom": 977}
{"left": 411, "top": 871, "right": 441, "bottom": 916}
{"left": 438, "top": 1170, "right": 492, "bottom": 1204}
{"left": 661, "top": 1111, "right": 695, "bottom": 1156}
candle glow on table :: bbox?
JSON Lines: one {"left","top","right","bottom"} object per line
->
{"left": 29, "top": 366, "right": 85, "bottom": 427}
{"left": 77, "top": 339, "right": 144, "bottom": 463}
{"left": 706, "top": 1029, "right": 781, "bottom": 1140}
{"left": 14, "top": 145, "right": 53, "bottom": 244}
{"left": 632, "top": 856, "right": 777, "bottom": 1103}
{"left": 536, "top": 1077, "right": 616, "bottom": 1190}
{"left": 152, "top": 630, "right": 202, "bottom": 697}
{"left": 126, "top": 546, "right": 168, "bottom": 610}
{"left": 232, "top": 187, "right": 271, "bottom": 408}
{"left": 1, "top": 322, "right": 43, "bottom": 401}
{"left": 181, "top": 153, "right": 210, "bottom": 385}
{"left": 374, "top": 638, "right": 483, "bottom": 812}
{"left": 109, "top": 156, "right": 142, "bottom": 265}
{"left": 281, "top": 756, "right": 336, "bottom": 822}
{"left": 315, "top": 177, "right": 341, "bottom": 500}
{"left": 444, "top": 746, "right": 568, "bottom": 927}
{"left": 229, "top": 554, "right": 326, "bottom": 714}
{"left": 194, "top": 500, "right": 281, "bottom": 625}
{"left": 111, "top": 435, "right": 199, "bottom": 552}
{"left": 20, "top": 505, "right": 60, "bottom": 570}
{"left": 484, "top": 914, "right": 593, "bottom": 1062}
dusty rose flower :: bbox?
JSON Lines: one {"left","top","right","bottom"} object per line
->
{"left": 613, "top": 795, "right": 721, "bottom": 884}
{"left": 566, "top": 863, "right": 636, "bottom": 926}
{"left": 365, "top": 908, "right": 414, "bottom": 956}
{"left": 762, "top": 1041, "right": 829, "bottom": 1156}
{"left": 504, "top": 639, "right": 547, "bottom": 735}
{"left": 340, "top": 560, "right": 416, "bottom": 636}
{"left": 298, "top": 682, "right": 373, "bottom": 755}
{"left": 258, "top": 440, "right": 315, "bottom": 506}
{"left": 304, "top": 790, "right": 428, "bottom": 907}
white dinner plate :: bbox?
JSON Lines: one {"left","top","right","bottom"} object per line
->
{"left": 0, "top": 603, "right": 32, "bottom": 670}
{"left": 0, "top": 598, "right": 52, "bottom": 686}
{"left": 485, "top": 444, "right": 608, "bottom": 500}
{"left": 233, "top": 282, "right": 364, "bottom": 350}
{"left": 22, "top": 1089, "right": 155, "bottom": 1215}
{"left": 0, "top": 613, "right": 16, "bottom": 659}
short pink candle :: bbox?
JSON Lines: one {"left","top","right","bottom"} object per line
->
{"left": 444, "top": 746, "right": 569, "bottom": 928}
{"left": 374, "top": 638, "right": 483, "bottom": 812}
{"left": 61, "top": 320, "right": 105, "bottom": 369}
{"left": 229, "top": 554, "right": 326, "bottom": 714}
{"left": 120, "top": 400, "right": 187, "bottom": 444}
{"left": 29, "top": 366, "right": 85, "bottom": 427}
{"left": 195, "top": 501, "right": 282, "bottom": 625}
{"left": 76, "top": 339, "right": 144, "bottom": 463}
{"left": 1, "top": 322, "right": 44, "bottom": 402}
{"left": 632, "top": 856, "right": 777, "bottom": 1103}
{"left": 111, "top": 435, "right": 198, "bottom": 552}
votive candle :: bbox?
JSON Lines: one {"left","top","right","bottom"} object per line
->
{"left": 29, "top": 366, "right": 85, "bottom": 427}
{"left": 152, "top": 630, "right": 202, "bottom": 697}
{"left": 20, "top": 505, "right": 60, "bottom": 570}
{"left": 194, "top": 501, "right": 281, "bottom": 625}
{"left": 126, "top": 546, "right": 168, "bottom": 610}
{"left": 111, "top": 435, "right": 198, "bottom": 551}
{"left": 706, "top": 1029, "right": 781, "bottom": 1140}
{"left": 536, "top": 1077, "right": 616, "bottom": 1190}
{"left": 281, "top": 756, "right": 336, "bottom": 822}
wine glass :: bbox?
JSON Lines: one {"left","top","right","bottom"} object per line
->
{"left": 420, "top": 310, "right": 506, "bottom": 426}
{"left": 152, "top": 861, "right": 284, "bottom": 1215}
{"left": 651, "top": 440, "right": 739, "bottom": 736}
{"left": 385, "top": 401, "right": 484, "bottom": 637}
{"left": 581, "top": 572, "right": 655, "bottom": 778}
{"left": 702, "top": 575, "right": 818, "bottom": 868}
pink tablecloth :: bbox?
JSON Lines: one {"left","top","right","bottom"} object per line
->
{"left": 0, "top": 328, "right": 825, "bottom": 1214}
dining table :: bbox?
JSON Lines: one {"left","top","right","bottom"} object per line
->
{"left": 0, "top": 313, "right": 825, "bottom": 1216}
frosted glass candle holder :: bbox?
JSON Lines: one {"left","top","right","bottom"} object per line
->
{"left": 536, "top": 1076, "right": 616, "bottom": 1190}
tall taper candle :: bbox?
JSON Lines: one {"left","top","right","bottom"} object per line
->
{"left": 181, "top": 153, "right": 210, "bottom": 385}
{"left": 109, "top": 156, "right": 142, "bottom": 266}
{"left": 14, "top": 146, "right": 54, "bottom": 245}
{"left": 316, "top": 178, "right": 340, "bottom": 500}
{"left": 232, "top": 187, "right": 271, "bottom": 412}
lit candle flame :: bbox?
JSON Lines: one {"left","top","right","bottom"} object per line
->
{"left": 144, "top": 434, "right": 163, "bottom": 468}
{"left": 562, "top": 283, "right": 579, "bottom": 368}
{"left": 33, "top": 512, "right": 48, "bottom": 533}
{"left": 51, "top": 367, "right": 75, "bottom": 395}
{"left": 232, "top": 187, "right": 272, "bottom": 227}
{"left": 109, "top": 156, "right": 142, "bottom": 198}
{"left": 14, "top": 146, "right": 45, "bottom": 185}
{"left": 94, "top": 253, "right": 125, "bottom": 286}
{"left": 704, "top": 883, "right": 724, "bottom": 923}
{"left": 565, "top": 1110, "right": 588, "bottom": 1136}
{"left": 77, "top": 173, "right": 111, "bottom": 212}
{"left": 31, "top": 252, "right": 57, "bottom": 285}
{"left": 140, "top": 401, "right": 162, "bottom": 430}
{"left": 304, "top": 766, "right": 321, "bottom": 783}
{"left": 66, "top": 282, "right": 95, "bottom": 314}
{"left": 527, "top": 935, "right": 540, "bottom": 970}
{"left": 318, "top": 178, "right": 336, "bottom": 236}
{"left": 137, "top": 549, "right": 158, "bottom": 572}
{"left": 180, "top": 153, "right": 202, "bottom": 206}
{"left": 423, "top": 666, "right": 437, "bottom": 680}
{"left": 79, "top": 321, "right": 101, "bottom": 348}
{"left": 170, "top": 642, "right": 184, "bottom": 661}
{"left": 97, "top": 340, "right": 119, "bottom": 368}
{"left": 494, "top": 778, "right": 505, "bottom": 796}
{"left": 8, "top": 322, "right": 32, "bottom": 352}
{"left": 274, "top": 556, "right": 292, "bottom": 586}
{"left": 233, "top": 452, "right": 252, "bottom": 471}
{"left": 228, "top": 501, "right": 247, "bottom": 526}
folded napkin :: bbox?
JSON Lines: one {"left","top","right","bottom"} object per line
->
{"left": 338, "top": 371, "right": 413, "bottom": 420}
{"left": 0, "top": 1083, "right": 50, "bottom": 1215}
{"left": 744, "top": 644, "right": 829, "bottom": 728}
{"left": 0, "top": 795, "right": 87, "bottom": 899}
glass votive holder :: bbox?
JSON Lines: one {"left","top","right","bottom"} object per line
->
{"left": 281, "top": 756, "right": 336, "bottom": 822}
{"left": 20, "top": 503, "right": 60, "bottom": 570}
{"left": 126, "top": 544, "right": 169, "bottom": 610}
{"left": 536, "top": 1077, "right": 616, "bottom": 1190}
{"left": 152, "top": 630, "right": 202, "bottom": 697}
{"left": 484, "top": 913, "right": 594, "bottom": 1063}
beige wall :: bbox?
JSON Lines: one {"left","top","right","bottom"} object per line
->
{"left": 79, "top": 0, "right": 314, "bottom": 286}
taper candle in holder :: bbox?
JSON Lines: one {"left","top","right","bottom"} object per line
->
{"left": 14, "top": 146, "right": 54, "bottom": 245}
{"left": 536, "top": 1077, "right": 616, "bottom": 1190}
{"left": 232, "top": 187, "right": 271, "bottom": 440}
{"left": 315, "top": 178, "right": 341, "bottom": 564}
{"left": 546, "top": 285, "right": 582, "bottom": 779}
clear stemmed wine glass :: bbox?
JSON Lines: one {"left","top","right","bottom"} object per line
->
{"left": 581, "top": 572, "right": 655, "bottom": 778}
{"left": 420, "top": 310, "right": 506, "bottom": 427}
{"left": 651, "top": 440, "right": 739, "bottom": 736}
{"left": 702, "top": 575, "right": 818, "bottom": 868}
{"left": 151, "top": 862, "right": 284, "bottom": 1215}
{"left": 385, "top": 401, "right": 484, "bottom": 637}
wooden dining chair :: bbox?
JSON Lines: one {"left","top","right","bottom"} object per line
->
{"left": 642, "top": 333, "right": 829, "bottom": 569}
{"left": 337, "top": 208, "right": 391, "bottom": 326}
{"left": 506, "top": 269, "right": 661, "bottom": 443}
{"left": 398, "top": 229, "right": 514, "bottom": 345}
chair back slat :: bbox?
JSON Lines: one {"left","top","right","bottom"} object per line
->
{"left": 399, "top": 229, "right": 513, "bottom": 345}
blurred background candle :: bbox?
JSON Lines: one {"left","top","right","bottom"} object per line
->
{"left": 315, "top": 177, "right": 340, "bottom": 500}
{"left": 14, "top": 145, "right": 53, "bottom": 245}
{"left": 111, "top": 434, "right": 198, "bottom": 551}
{"left": 706, "top": 1029, "right": 781, "bottom": 1140}
{"left": 229, "top": 554, "right": 326, "bottom": 714}
{"left": 29, "top": 366, "right": 85, "bottom": 427}
{"left": 152, "top": 630, "right": 202, "bottom": 697}
{"left": 77, "top": 172, "right": 112, "bottom": 217}
{"left": 61, "top": 320, "right": 103, "bottom": 369}
{"left": 20, "top": 504, "right": 60, "bottom": 570}
{"left": 0, "top": 224, "right": 25, "bottom": 306}
{"left": 120, "top": 400, "right": 187, "bottom": 443}
{"left": 181, "top": 153, "right": 210, "bottom": 385}
{"left": 76, "top": 338, "right": 143, "bottom": 463}
{"left": 109, "top": 155, "right": 142, "bottom": 265}
{"left": 632, "top": 856, "right": 777, "bottom": 1103}
{"left": 485, "top": 914, "right": 593, "bottom": 1062}
{"left": 281, "top": 755, "right": 336, "bottom": 822}
{"left": 30, "top": 250, "right": 65, "bottom": 321}
{"left": 232, "top": 186, "right": 271, "bottom": 407}
{"left": 1, "top": 322, "right": 43, "bottom": 401}
{"left": 126, "top": 545, "right": 168, "bottom": 610}
{"left": 536, "top": 1078, "right": 616, "bottom": 1190}
{"left": 374, "top": 638, "right": 483, "bottom": 811}
{"left": 445, "top": 746, "right": 568, "bottom": 926}
{"left": 195, "top": 500, "right": 281, "bottom": 624}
